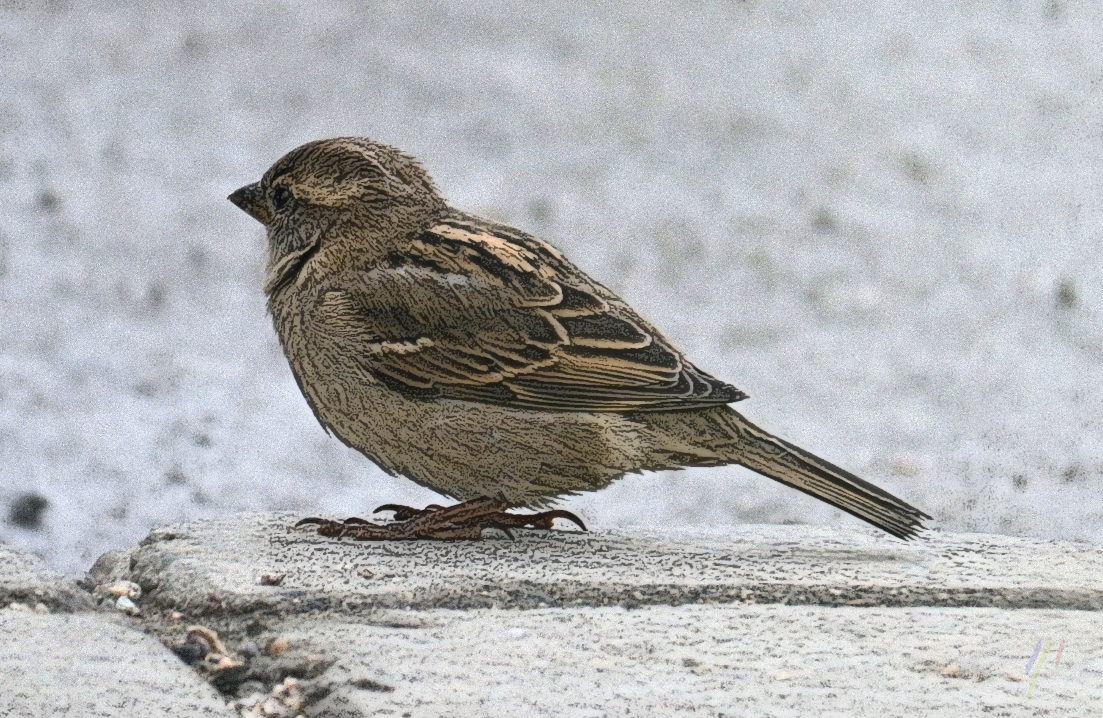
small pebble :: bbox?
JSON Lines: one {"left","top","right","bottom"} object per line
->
{"left": 108, "top": 581, "right": 142, "bottom": 600}
{"left": 233, "top": 677, "right": 304, "bottom": 718}
{"left": 115, "top": 596, "right": 140, "bottom": 616}
{"left": 169, "top": 639, "right": 206, "bottom": 665}
{"left": 187, "top": 625, "right": 228, "bottom": 655}
{"left": 214, "top": 654, "right": 245, "bottom": 670}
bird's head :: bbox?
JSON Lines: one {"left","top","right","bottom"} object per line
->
{"left": 228, "top": 137, "right": 445, "bottom": 293}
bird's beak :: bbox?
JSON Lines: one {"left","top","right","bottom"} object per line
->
{"left": 228, "top": 182, "right": 270, "bottom": 226}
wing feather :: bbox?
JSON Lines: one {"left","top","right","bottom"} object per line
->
{"left": 313, "top": 212, "right": 747, "bottom": 412}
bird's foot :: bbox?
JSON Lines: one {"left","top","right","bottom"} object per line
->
{"left": 295, "top": 497, "right": 587, "bottom": 541}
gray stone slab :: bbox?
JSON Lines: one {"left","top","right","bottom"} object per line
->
{"left": 289, "top": 605, "right": 1101, "bottom": 718}
{"left": 0, "top": 610, "right": 236, "bottom": 717}
{"left": 0, "top": 542, "right": 94, "bottom": 612}
{"left": 125, "top": 512, "right": 1103, "bottom": 616}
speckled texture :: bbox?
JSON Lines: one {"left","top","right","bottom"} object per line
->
{"left": 298, "top": 605, "right": 1103, "bottom": 717}
{"left": 123, "top": 513, "right": 1103, "bottom": 616}
{"left": 5, "top": 2, "right": 1103, "bottom": 576}
{"left": 0, "top": 611, "right": 235, "bottom": 717}
{"left": 5, "top": 518, "right": 1099, "bottom": 716}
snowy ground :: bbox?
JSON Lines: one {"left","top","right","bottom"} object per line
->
{"left": 2, "top": 0, "right": 1102, "bottom": 574}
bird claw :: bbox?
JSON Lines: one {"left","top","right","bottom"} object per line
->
{"left": 372, "top": 503, "right": 415, "bottom": 515}
{"left": 295, "top": 516, "right": 371, "bottom": 527}
{"left": 373, "top": 503, "right": 444, "bottom": 521}
{"left": 296, "top": 498, "right": 587, "bottom": 541}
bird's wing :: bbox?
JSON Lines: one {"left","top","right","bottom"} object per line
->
{"left": 313, "top": 214, "right": 746, "bottom": 412}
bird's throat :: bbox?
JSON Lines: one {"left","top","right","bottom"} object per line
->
{"left": 264, "top": 231, "right": 321, "bottom": 294}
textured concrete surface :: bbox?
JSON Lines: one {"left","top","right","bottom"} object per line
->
{"left": 123, "top": 513, "right": 1103, "bottom": 616}
{"left": 0, "top": 610, "right": 235, "bottom": 717}
{"left": 5, "top": 515, "right": 1102, "bottom": 716}
{"left": 300, "top": 605, "right": 1103, "bottom": 717}
{"left": 0, "top": 542, "right": 93, "bottom": 612}
{"left": 0, "top": 544, "right": 232, "bottom": 716}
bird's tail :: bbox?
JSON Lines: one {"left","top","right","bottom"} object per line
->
{"left": 708, "top": 408, "right": 930, "bottom": 539}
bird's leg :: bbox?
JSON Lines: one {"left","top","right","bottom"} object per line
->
{"left": 295, "top": 497, "right": 587, "bottom": 541}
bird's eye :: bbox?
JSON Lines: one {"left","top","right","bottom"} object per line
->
{"left": 271, "top": 186, "right": 294, "bottom": 211}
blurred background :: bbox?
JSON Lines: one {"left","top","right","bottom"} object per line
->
{"left": 2, "top": 0, "right": 1102, "bottom": 574}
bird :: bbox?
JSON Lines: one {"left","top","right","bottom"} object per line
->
{"left": 228, "top": 137, "right": 930, "bottom": 541}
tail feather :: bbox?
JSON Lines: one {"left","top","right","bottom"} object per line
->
{"left": 716, "top": 410, "right": 930, "bottom": 540}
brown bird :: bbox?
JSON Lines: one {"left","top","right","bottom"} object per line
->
{"left": 228, "top": 137, "right": 929, "bottom": 541}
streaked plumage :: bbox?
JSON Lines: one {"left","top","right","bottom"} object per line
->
{"left": 229, "top": 137, "right": 929, "bottom": 540}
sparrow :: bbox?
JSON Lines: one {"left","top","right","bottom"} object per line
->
{"left": 228, "top": 137, "right": 929, "bottom": 541}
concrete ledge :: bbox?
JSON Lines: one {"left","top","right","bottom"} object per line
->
{"left": 0, "top": 544, "right": 234, "bottom": 717}
{"left": 0, "top": 542, "right": 94, "bottom": 612}
{"left": 4, "top": 514, "right": 1102, "bottom": 716}
{"left": 119, "top": 513, "right": 1103, "bottom": 615}
{"left": 0, "top": 612, "right": 236, "bottom": 717}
